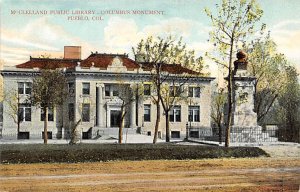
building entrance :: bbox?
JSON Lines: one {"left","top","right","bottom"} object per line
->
{"left": 110, "top": 110, "right": 121, "bottom": 127}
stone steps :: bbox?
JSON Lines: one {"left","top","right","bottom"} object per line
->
{"left": 92, "top": 127, "right": 138, "bottom": 138}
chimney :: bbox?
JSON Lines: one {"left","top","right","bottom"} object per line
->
{"left": 64, "top": 46, "right": 81, "bottom": 59}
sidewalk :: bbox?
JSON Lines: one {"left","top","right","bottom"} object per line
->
{"left": 0, "top": 134, "right": 165, "bottom": 144}
{"left": 187, "top": 138, "right": 300, "bottom": 147}
{"left": 259, "top": 145, "right": 300, "bottom": 158}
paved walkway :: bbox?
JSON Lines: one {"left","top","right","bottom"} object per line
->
{"left": 0, "top": 134, "right": 165, "bottom": 144}
{"left": 259, "top": 145, "right": 300, "bottom": 158}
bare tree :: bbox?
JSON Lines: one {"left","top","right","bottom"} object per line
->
{"left": 31, "top": 69, "right": 67, "bottom": 144}
{"left": 133, "top": 35, "right": 206, "bottom": 143}
{"left": 69, "top": 93, "right": 96, "bottom": 144}
{"left": 115, "top": 83, "right": 143, "bottom": 144}
{"left": 3, "top": 89, "right": 23, "bottom": 138}
{"left": 205, "top": 0, "right": 263, "bottom": 147}
{"left": 211, "top": 88, "right": 226, "bottom": 144}
{"left": 159, "top": 77, "right": 193, "bottom": 142}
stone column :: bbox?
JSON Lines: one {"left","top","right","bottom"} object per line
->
{"left": 137, "top": 95, "right": 143, "bottom": 127}
{"left": 130, "top": 84, "right": 136, "bottom": 128}
{"left": 96, "top": 83, "right": 104, "bottom": 127}
{"left": 129, "top": 100, "right": 136, "bottom": 128}
{"left": 61, "top": 127, "right": 65, "bottom": 139}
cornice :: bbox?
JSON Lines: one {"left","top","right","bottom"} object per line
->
{"left": 1, "top": 70, "right": 39, "bottom": 76}
{"left": 1, "top": 70, "right": 215, "bottom": 82}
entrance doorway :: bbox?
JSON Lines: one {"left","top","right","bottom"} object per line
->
{"left": 110, "top": 110, "right": 121, "bottom": 127}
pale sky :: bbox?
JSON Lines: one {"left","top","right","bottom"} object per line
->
{"left": 1, "top": 0, "right": 300, "bottom": 78}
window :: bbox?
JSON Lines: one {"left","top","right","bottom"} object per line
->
{"left": 190, "top": 131, "right": 199, "bottom": 138}
{"left": 105, "top": 85, "right": 111, "bottom": 96}
{"left": 188, "top": 106, "right": 200, "bottom": 122}
{"left": 82, "top": 103, "right": 90, "bottom": 122}
{"left": 82, "top": 129, "right": 92, "bottom": 139}
{"left": 169, "top": 106, "right": 181, "bottom": 122}
{"left": 147, "top": 131, "right": 151, "bottom": 136}
{"left": 41, "top": 108, "right": 54, "bottom": 121}
{"left": 194, "top": 87, "right": 200, "bottom": 97}
{"left": 171, "top": 131, "right": 180, "bottom": 138}
{"left": 113, "top": 90, "right": 119, "bottom": 96}
{"left": 188, "top": 87, "right": 193, "bottom": 97}
{"left": 170, "top": 86, "right": 181, "bottom": 97}
{"left": 68, "top": 103, "right": 74, "bottom": 121}
{"left": 82, "top": 132, "right": 89, "bottom": 139}
{"left": 144, "top": 84, "right": 151, "bottom": 95}
{"left": 188, "top": 87, "right": 200, "bottom": 97}
{"left": 144, "top": 104, "right": 151, "bottom": 122}
{"left": 68, "top": 82, "right": 75, "bottom": 95}
{"left": 82, "top": 83, "right": 90, "bottom": 95}
{"left": 18, "top": 132, "right": 29, "bottom": 139}
{"left": 18, "top": 104, "right": 31, "bottom": 121}
{"left": 18, "top": 82, "right": 32, "bottom": 95}
{"left": 158, "top": 131, "right": 162, "bottom": 139}
{"left": 42, "top": 132, "right": 52, "bottom": 139}
{"left": 105, "top": 85, "right": 119, "bottom": 97}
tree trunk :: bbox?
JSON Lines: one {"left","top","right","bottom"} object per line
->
{"left": 17, "top": 121, "right": 20, "bottom": 139}
{"left": 225, "top": 70, "right": 233, "bottom": 147}
{"left": 153, "top": 65, "right": 163, "bottom": 144}
{"left": 225, "top": 37, "right": 234, "bottom": 148}
{"left": 69, "top": 119, "right": 81, "bottom": 145}
{"left": 118, "top": 119, "right": 123, "bottom": 144}
{"left": 118, "top": 106, "right": 125, "bottom": 144}
{"left": 17, "top": 95, "right": 20, "bottom": 139}
{"left": 153, "top": 100, "right": 160, "bottom": 144}
{"left": 43, "top": 107, "right": 48, "bottom": 144}
{"left": 218, "top": 122, "right": 222, "bottom": 144}
{"left": 165, "top": 111, "right": 170, "bottom": 142}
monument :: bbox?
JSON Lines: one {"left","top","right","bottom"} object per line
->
{"left": 230, "top": 51, "right": 277, "bottom": 144}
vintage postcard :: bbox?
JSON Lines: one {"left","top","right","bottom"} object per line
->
{"left": 0, "top": 0, "right": 299, "bottom": 191}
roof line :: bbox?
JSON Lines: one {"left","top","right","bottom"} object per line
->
{"left": 29, "top": 57, "right": 81, "bottom": 61}
{"left": 89, "top": 52, "right": 129, "bottom": 58}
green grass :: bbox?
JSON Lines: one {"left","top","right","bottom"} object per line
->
{"left": 0, "top": 143, "right": 269, "bottom": 164}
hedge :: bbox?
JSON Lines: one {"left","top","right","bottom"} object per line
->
{"left": 0, "top": 143, "right": 269, "bottom": 164}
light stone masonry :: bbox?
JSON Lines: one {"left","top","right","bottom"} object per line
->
{"left": 1, "top": 51, "right": 215, "bottom": 141}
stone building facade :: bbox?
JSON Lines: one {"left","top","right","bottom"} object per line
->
{"left": 1, "top": 46, "right": 214, "bottom": 140}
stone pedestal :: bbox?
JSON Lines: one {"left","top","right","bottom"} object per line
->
{"left": 230, "top": 74, "right": 277, "bottom": 143}
{"left": 232, "top": 75, "right": 257, "bottom": 127}
{"left": 226, "top": 51, "right": 278, "bottom": 144}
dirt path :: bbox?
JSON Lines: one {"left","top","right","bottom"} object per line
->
{"left": 1, "top": 158, "right": 299, "bottom": 192}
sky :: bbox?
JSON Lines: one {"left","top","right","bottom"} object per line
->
{"left": 1, "top": 0, "right": 300, "bottom": 78}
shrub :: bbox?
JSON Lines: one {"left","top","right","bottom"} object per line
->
{"left": 0, "top": 143, "right": 269, "bottom": 164}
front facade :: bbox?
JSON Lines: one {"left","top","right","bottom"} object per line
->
{"left": 1, "top": 46, "right": 214, "bottom": 140}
